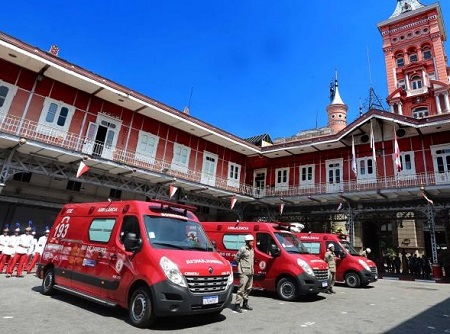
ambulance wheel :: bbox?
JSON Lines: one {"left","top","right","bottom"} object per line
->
{"left": 42, "top": 268, "right": 55, "bottom": 295}
{"left": 277, "top": 277, "right": 299, "bottom": 301}
{"left": 129, "top": 287, "right": 155, "bottom": 328}
{"left": 345, "top": 272, "right": 361, "bottom": 288}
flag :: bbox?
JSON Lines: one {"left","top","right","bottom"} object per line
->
{"left": 169, "top": 184, "right": 178, "bottom": 199}
{"left": 351, "top": 136, "right": 357, "bottom": 176}
{"left": 279, "top": 203, "right": 285, "bottom": 215}
{"left": 394, "top": 130, "right": 402, "bottom": 172}
{"left": 230, "top": 196, "right": 237, "bottom": 210}
{"left": 370, "top": 121, "right": 376, "bottom": 163}
{"left": 422, "top": 192, "right": 434, "bottom": 205}
{"left": 76, "top": 161, "right": 89, "bottom": 178}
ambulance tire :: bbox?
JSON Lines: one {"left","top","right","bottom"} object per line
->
{"left": 345, "top": 272, "right": 361, "bottom": 288}
{"left": 41, "top": 268, "right": 55, "bottom": 295}
{"left": 129, "top": 287, "right": 156, "bottom": 328}
{"left": 276, "top": 277, "right": 299, "bottom": 301}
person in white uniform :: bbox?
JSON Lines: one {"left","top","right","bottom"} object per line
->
{"left": 27, "top": 227, "right": 50, "bottom": 273}
{"left": 6, "top": 223, "right": 34, "bottom": 277}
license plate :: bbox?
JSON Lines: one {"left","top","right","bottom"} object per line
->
{"left": 322, "top": 281, "right": 328, "bottom": 287}
{"left": 203, "top": 296, "right": 219, "bottom": 305}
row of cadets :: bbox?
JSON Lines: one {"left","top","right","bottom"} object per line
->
{"left": 6, "top": 221, "right": 34, "bottom": 277}
{"left": 26, "top": 227, "right": 50, "bottom": 273}
{"left": 0, "top": 223, "right": 21, "bottom": 274}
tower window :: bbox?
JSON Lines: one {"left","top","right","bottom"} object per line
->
{"left": 409, "top": 53, "right": 418, "bottom": 62}
{"left": 412, "top": 107, "right": 429, "bottom": 119}
{"left": 396, "top": 55, "right": 404, "bottom": 67}
{"left": 411, "top": 76, "right": 422, "bottom": 90}
{"left": 422, "top": 49, "right": 432, "bottom": 60}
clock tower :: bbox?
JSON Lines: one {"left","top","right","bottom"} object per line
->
{"left": 377, "top": 1, "right": 449, "bottom": 118}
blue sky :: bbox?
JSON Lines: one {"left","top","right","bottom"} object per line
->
{"left": 1, "top": 1, "right": 449, "bottom": 140}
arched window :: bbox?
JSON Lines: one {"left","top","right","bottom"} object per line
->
{"left": 422, "top": 46, "right": 432, "bottom": 60}
{"left": 395, "top": 53, "right": 404, "bottom": 67}
{"left": 412, "top": 107, "right": 429, "bottom": 118}
{"left": 410, "top": 75, "right": 422, "bottom": 90}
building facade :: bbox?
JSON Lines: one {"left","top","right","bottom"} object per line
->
{"left": 0, "top": 0, "right": 449, "bottom": 269}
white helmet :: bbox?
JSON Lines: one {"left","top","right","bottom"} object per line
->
{"left": 244, "top": 234, "right": 254, "bottom": 242}
{"left": 366, "top": 248, "right": 371, "bottom": 253}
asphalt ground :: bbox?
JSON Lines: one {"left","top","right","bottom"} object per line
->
{"left": 1, "top": 274, "right": 450, "bottom": 333}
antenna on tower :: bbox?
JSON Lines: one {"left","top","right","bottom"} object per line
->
{"left": 361, "top": 46, "right": 388, "bottom": 112}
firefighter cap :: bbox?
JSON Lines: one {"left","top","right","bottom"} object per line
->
{"left": 328, "top": 243, "right": 335, "bottom": 249}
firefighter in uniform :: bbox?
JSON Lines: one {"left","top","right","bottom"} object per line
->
{"left": 234, "top": 234, "right": 255, "bottom": 313}
{"left": 0, "top": 225, "right": 10, "bottom": 265}
{"left": 27, "top": 227, "right": 50, "bottom": 273}
{"left": 324, "top": 243, "right": 336, "bottom": 293}
{"left": 6, "top": 223, "right": 34, "bottom": 277}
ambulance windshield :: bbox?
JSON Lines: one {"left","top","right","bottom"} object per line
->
{"left": 340, "top": 240, "right": 360, "bottom": 256}
{"left": 144, "top": 215, "right": 213, "bottom": 251}
{"left": 274, "top": 232, "right": 309, "bottom": 254}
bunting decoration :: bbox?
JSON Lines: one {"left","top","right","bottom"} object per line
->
{"left": 279, "top": 203, "right": 285, "bottom": 215}
{"left": 76, "top": 161, "right": 90, "bottom": 178}
{"left": 370, "top": 120, "right": 376, "bottom": 163}
{"left": 169, "top": 184, "right": 178, "bottom": 199}
{"left": 351, "top": 136, "right": 357, "bottom": 176}
{"left": 230, "top": 196, "right": 237, "bottom": 210}
{"left": 394, "top": 129, "right": 402, "bottom": 172}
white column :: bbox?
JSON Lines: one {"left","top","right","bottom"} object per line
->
{"left": 398, "top": 102, "right": 403, "bottom": 115}
{"left": 405, "top": 75, "right": 411, "bottom": 91}
{"left": 390, "top": 103, "right": 395, "bottom": 113}
{"left": 444, "top": 92, "right": 450, "bottom": 112}
{"left": 435, "top": 94, "right": 442, "bottom": 114}
{"left": 422, "top": 69, "right": 428, "bottom": 87}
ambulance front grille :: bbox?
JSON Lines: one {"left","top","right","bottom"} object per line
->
{"left": 313, "top": 269, "right": 329, "bottom": 281}
{"left": 185, "top": 275, "right": 228, "bottom": 294}
{"left": 370, "top": 266, "right": 378, "bottom": 275}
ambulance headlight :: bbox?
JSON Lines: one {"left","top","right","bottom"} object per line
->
{"left": 160, "top": 256, "right": 187, "bottom": 288}
{"left": 359, "top": 259, "right": 371, "bottom": 271}
{"left": 226, "top": 263, "right": 234, "bottom": 286}
{"left": 297, "top": 258, "right": 314, "bottom": 276}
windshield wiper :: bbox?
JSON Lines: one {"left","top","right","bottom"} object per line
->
{"left": 151, "top": 242, "right": 185, "bottom": 250}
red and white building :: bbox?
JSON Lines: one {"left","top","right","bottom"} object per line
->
{"left": 0, "top": 0, "right": 449, "bottom": 267}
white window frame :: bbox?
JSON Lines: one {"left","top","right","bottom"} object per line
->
{"left": 171, "top": 143, "right": 191, "bottom": 173}
{"left": 326, "top": 158, "right": 344, "bottom": 193}
{"left": 397, "top": 151, "right": 416, "bottom": 180}
{"left": 227, "top": 162, "right": 241, "bottom": 188}
{"left": 431, "top": 144, "right": 450, "bottom": 184}
{"left": 275, "top": 167, "right": 289, "bottom": 191}
{"left": 412, "top": 107, "right": 429, "bottom": 119}
{"left": 200, "top": 151, "right": 218, "bottom": 186}
{"left": 356, "top": 156, "right": 376, "bottom": 183}
{"left": 36, "top": 97, "right": 75, "bottom": 139}
{"left": 299, "top": 164, "right": 315, "bottom": 189}
{"left": 0, "top": 80, "right": 18, "bottom": 123}
{"left": 135, "top": 130, "right": 159, "bottom": 164}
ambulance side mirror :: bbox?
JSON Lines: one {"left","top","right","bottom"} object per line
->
{"left": 124, "top": 233, "right": 142, "bottom": 252}
{"left": 270, "top": 244, "right": 281, "bottom": 257}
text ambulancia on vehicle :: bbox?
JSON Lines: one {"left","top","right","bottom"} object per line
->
{"left": 37, "top": 200, "right": 233, "bottom": 328}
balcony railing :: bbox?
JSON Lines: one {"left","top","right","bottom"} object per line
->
{"left": 0, "top": 113, "right": 447, "bottom": 200}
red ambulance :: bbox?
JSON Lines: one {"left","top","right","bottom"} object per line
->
{"left": 37, "top": 200, "right": 233, "bottom": 328}
{"left": 297, "top": 232, "right": 378, "bottom": 288}
{"left": 201, "top": 221, "right": 330, "bottom": 301}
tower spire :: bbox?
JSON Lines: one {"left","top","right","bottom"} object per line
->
{"left": 326, "top": 69, "right": 348, "bottom": 133}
